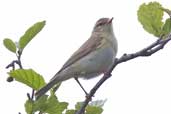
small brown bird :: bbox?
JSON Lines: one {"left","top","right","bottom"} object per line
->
{"left": 36, "top": 17, "right": 118, "bottom": 97}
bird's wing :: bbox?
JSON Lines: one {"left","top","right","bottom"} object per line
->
{"left": 57, "top": 33, "right": 104, "bottom": 73}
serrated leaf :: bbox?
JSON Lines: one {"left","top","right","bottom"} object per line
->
{"left": 9, "top": 69, "right": 46, "bottom": 90}
{"left": 89, "top": 99, "right": 107, "bottom": 108}
{"left": 161, "top": 18, "right": 171, "bottom": 38}
{"left": 45, "top": 102, "right": 68, "bottom": 114}
{"left": 35, "top": 94, "right": 68, "bottom": 114}
{"left": 65, "top": 109, "right": 76, "bottom": 114}
{"left": 45, "top": 94, "right": 68, "bottom": 114}
{"left": 3, "top": 38, "right": 16, "bottom": 53}
{"left": 86, "top": 106, "right": 103, "bottom": 114}
{"left": 19, "top": 21, "right": 46, "bottom": 50}
{"left": 137, "top": 2, "right": 163, "bottom": 37}
{"left": 33, "top": 95, "right": 48, "bottom": 112}
{"left": 25, "top": 100, "right": 34, "bottom": 114}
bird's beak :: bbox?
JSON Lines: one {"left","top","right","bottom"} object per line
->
{"left": 108, "top": 17, "right": 113, "bottom": 24}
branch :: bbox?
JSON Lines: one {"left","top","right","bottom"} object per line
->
{"left": 76, "top": 33, "right": 171, "bottom": 114}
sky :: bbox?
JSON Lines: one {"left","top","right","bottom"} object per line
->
{"left": 0, "top": 0, "right": 171, "bottom": 114}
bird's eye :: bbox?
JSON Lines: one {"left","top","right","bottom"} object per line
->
{"left": 96, "top": 22, "right": 104, "bottom": 27}
{"left": 98, "top": 23, "right": 103, "bottom": 26}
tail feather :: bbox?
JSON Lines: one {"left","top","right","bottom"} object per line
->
{"left": 35, "top": 71, "right": 73, "bottom": 98}
{"left": 35, "top": 74, "right": 63, "bottom": 98}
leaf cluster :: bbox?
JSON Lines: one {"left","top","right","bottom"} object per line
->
{"left": 138, "top": 2, "right": 171, "bottom": 38}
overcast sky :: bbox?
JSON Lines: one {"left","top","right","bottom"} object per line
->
{"left": 0, "top": 0, "right": 171, "bottom": 114}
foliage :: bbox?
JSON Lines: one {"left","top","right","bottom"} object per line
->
{"left": 3, "top": 38, "right": 16, "bottom": 53}
{"left": 19, "top": 21, "right": 45, "bottom": 51}
{"left": 9, "top": 69, "right": 46, "bottom": 90}
{"left": 25, "top": 94, "right": 68, "bottom": 114}
{"left": 138, "top": 2, "right": 171, "bottom": 38}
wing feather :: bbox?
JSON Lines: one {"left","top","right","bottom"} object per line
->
{"left": 58, "top": 33, "right": 103, "bottom": 73}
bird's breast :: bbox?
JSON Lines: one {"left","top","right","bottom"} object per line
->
{"left": 73, "top": 43, "right": 116, "bottom": 79}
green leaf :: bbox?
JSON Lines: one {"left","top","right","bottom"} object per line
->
{"left": 86, "top": 106, "right": 103, "bottom": 114}
{"left": 137, "top": 2, "right": 163, "bottom": 37}
{"left": 161, "top": 18, "right": 171, "bottom": 38}
{"left": 9, "top": 69, "right": 46, "bottom": 90}
{"left": 34, "top": 94, "right": 68, "bottom": 114}
{"left": 25, "top": 100, "right": 34, "bottom": 114}
{"left": 44, "top": 94, "right": 68, "bottom": 114}
{"left": 19, "top": 21, "right": 46, "bottom": 50}
{"left": 3, "top": 38, "right": 16, "bottom": 53}
{"left": 33, "top": 95, "right": 49, "bottom": 112}
{"left": 65, "top": 109, "right": 76, "bottom": 114}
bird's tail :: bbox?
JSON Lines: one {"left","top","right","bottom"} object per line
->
{"left": 35, "top": 73, "right": 63, "bottom": 98}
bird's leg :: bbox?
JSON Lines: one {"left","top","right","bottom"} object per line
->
{"left": 74, "top": 77, "right": 89, "bottom": 96}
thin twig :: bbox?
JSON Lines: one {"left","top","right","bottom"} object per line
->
{"left": 27, "top": 93, "right": 31, "bottom": 100}
{"left": 76, "top": 34, "right": 171, "bottom": 114}
{"left": 31, "top": 89, "right": 35, "bottom": 100}
{"left": 6, "top": 60, "right": 18, "bottom": 69}
{"left": 17, "top": 50, "right": 23, "bottom": 69}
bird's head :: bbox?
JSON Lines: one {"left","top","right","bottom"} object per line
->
{"left": 93, "top": 17, "right": 113, "bottom": 33}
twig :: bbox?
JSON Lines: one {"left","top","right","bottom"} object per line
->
{"left": 76, "top": 34, "right": 171, "bottom": 114}
{"left": 31, "top": 89, "right": 35, "bottom": 100}
{"left": 27, "top": 93, "right": 31, "bottom": 100}
{"left": 6, "top": 49, "right": 36, "bottom": 113}
{"left": 16, "top": 50, "right": 23, "bottom": 69}
{"left": 6, "top": 60, "right": 18, "bottom": 70}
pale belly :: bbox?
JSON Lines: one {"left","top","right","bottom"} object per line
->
{"left": 70, "top": 45, "right": 116, "bottom": 79}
